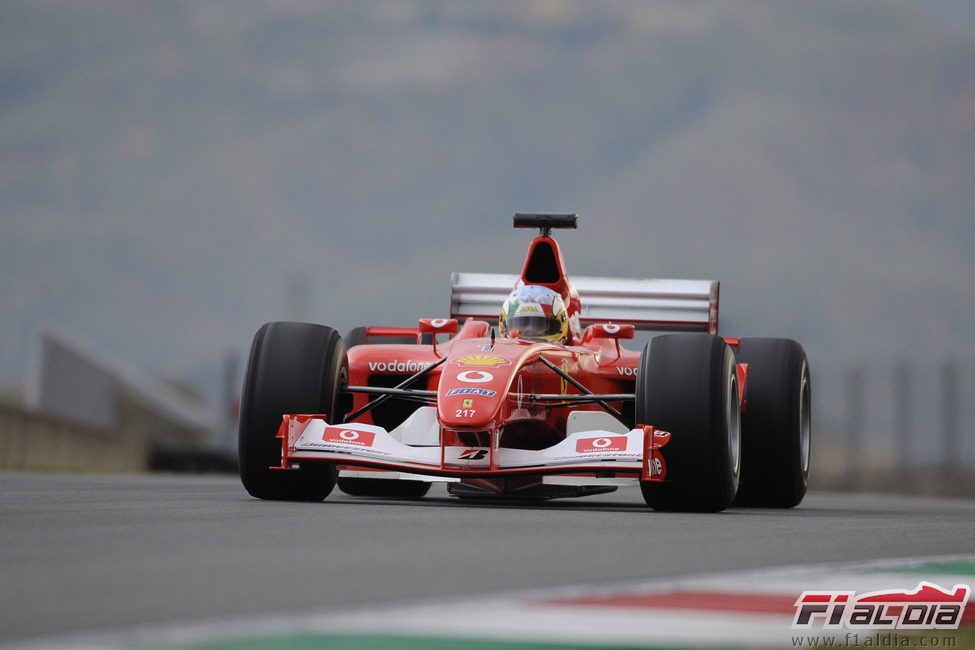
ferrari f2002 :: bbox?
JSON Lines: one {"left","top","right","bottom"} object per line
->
{"left": 239, "top": 214, "right": 810, "bottom": 511}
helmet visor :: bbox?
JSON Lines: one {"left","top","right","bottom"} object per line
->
{"left": 506, "top": 313, "right": 563, "bottom": 339}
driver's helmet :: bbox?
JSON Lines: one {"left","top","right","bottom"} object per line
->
{"left": 499, "top": 285, "right": 569, "bottom": 343}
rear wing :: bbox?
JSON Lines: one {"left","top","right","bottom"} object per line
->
{"left": 450, "top": 273, "right": 719, "bottom": 334}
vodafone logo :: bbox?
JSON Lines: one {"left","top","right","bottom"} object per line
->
{"left": 647, "top": 456, "right": 664, "bottom": 477}
{"left": 603, "top": 324, "right": 621, "bottom": 334}
{"left": 456, "top": 370, "right": 494, "bottom": 383}
{"left": 430, "top": 319, "right": 449, "bottom": 328}
{"left": 369, "top": 360, "right": 433, "bottom": 374}
{"left": 575, "top": 436, "right": 628, "bottom": 453}
{"left": 322, "top": 427, "right": 376, "bottom": 447}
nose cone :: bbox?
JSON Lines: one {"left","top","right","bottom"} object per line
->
{"left": 437, "top": 343, "right": 520, "bottom": 429}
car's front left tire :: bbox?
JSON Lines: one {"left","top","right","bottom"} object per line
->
{"left": 635, "top": 334, "right": 741, "bottom": 512}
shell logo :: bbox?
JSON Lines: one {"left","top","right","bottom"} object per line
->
{"left": 454, "top": 354, "right": 511, "bottom": 368}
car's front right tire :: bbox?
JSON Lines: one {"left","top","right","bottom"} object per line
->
{"left": 238, "top": 322, "right": 348, "bottom": 501}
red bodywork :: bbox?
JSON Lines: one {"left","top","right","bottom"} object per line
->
{"left": 273, "top": 226, "right": 746, "bottom": 494}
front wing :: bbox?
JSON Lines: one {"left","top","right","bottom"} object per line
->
{"left": 275, "top": 415, "right": 670, "bottom": 484}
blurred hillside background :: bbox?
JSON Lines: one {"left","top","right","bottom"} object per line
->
{"left": 2, "top": 1, "right": 974, "bottom": 487}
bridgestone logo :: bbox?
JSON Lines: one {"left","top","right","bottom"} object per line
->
{"left": 368, "top": 360, "right": 433, "bottom": 373}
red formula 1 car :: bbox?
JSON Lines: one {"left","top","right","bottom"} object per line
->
{"left": 239, "top": 214, "right": 810, "bottom": 511}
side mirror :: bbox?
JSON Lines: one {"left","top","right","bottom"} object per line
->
{"left": 419, "top": 319, "right": 458, "bottom": 357}
{"left": 585, "top": 323, "right": 635, "bottom": 340}
{"left": 418, "top": 318, "right": 459, "bottom": 335}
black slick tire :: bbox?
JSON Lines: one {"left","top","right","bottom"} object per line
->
{"left": 635, "top": 334, "right": 741, "bottom": 512}
{"left": 238, "top": 322, "right": 348, "bottom": 501}
{"left": 733, "top": 338, "right": 810, "bottom": 508}
{"left": 338, "top": 326, "right": 430, "bottom": 499}
{"left": 336, "top": 476, "right": 431, "bottom": 499}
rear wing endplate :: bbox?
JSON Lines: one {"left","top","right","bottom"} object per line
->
{"left": 450, "top": 273, "right": 718, "bottom": 334}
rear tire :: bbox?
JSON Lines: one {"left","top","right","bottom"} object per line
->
{"left": 337, "top": 476, "right": 431, "bottom": 499}
{"left": 345, "top": 326, "right": 428, "bottom": 347}
{"left": 636, "top": 334, "right": 741, "bottom": 512}
{"left": 338, "top": 325, "right": 430, "bottom": 499}
{"left": 733, "top": 338, "right": 810, "bottom": 508}
{"left": 238, "top": 322, "right": 348, "bottom": 501}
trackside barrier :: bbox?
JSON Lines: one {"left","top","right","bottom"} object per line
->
{"left": 0, "top": 404, "right": 149, "bottom": 472}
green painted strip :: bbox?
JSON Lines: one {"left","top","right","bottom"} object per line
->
{"left": 187, "top": 632, "right": 691, "bottom": 650}
{"left": 862, "top": 559, "right": 975, "bottom": 577}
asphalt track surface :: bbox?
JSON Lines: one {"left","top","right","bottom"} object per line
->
{"left": 2, "top": 472, "right": 974, "bottom": 645}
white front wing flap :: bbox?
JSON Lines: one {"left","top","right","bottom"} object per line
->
{"left": 278, "top": 409, "right": 670, "bottom": 483}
